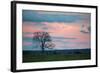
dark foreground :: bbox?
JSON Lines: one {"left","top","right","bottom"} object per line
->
{"left": 23, "top": 49, "right": 91, "bottom": 63}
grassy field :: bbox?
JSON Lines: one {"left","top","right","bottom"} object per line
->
{"left": 23, "top": 52, "right": 91, "bottom": 63}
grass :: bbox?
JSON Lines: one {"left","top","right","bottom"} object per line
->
{"left": 23, "top": 53, "right": 91, "bottom": 63}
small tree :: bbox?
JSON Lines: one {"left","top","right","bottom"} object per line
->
{"left": 33, "top": 31, "right": 55, "bottom": 53}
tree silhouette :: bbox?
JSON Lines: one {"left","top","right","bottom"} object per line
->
{"left": 33, "top": 31, "right": 55, "bottom": 53}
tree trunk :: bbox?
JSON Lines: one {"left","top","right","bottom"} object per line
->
{"left": 41, "top": 43, "right": 45, "bottom": 53}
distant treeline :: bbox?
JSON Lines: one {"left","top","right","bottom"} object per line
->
{"left": 23, "top": 48, "right": 91, "bottom": 55}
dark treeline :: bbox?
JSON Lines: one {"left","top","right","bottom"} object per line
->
{"left": 23, "top": 49, "right": 90, "bottom": 55}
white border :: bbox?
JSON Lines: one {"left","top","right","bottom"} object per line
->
{"left": 16, "top": 4, "right": 96, "bottom": 70}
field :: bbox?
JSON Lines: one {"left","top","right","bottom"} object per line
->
{"left": 23, "top": 49, "right": 91, "bottom": 63}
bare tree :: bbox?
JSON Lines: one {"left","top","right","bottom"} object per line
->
{"left": 33, "top": 31, "right": 55, "bottom": 53}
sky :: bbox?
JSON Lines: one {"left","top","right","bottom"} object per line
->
{"left": 22, "top": 10, "right": 91, "bottom": 50}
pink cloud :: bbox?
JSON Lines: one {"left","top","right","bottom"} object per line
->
{"left": 23, "top": 33, "right": 33, "bottom": 38}
{"left": 23, "top": 42, "right": 32, "bottom": 46}
{"left": 23, "top": 22, "right": 90, "bottom": 48}
{"left": 42, "top": 22, "right": 83, "bottom": 37}
{"left": 23, "top": 25, "right": 42, "bottom": 33}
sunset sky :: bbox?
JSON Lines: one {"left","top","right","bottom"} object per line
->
{"left": 22, "top": 10, "right": 91, "bottom": 50}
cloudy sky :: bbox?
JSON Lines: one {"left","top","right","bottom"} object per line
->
{"left": 22, "top": 10, "right": 91, "bottom": 50}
